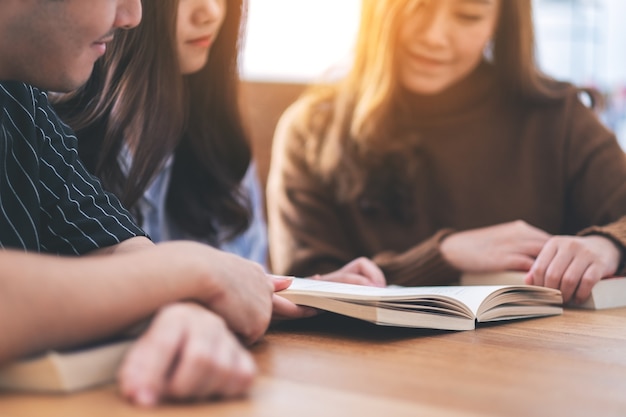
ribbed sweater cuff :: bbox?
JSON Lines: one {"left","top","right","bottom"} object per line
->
{"left": 579, "top": 221, "right": 626, "bottom": 275}
{"left": 374, "top": 229, "right": 460, "bottom": 286}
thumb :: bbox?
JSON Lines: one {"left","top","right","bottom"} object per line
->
{"left": 269, "top": 275, "right": 294, "bottom": 292}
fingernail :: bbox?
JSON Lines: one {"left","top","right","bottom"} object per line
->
{"left": 135, "top": 389, "right": 157, "bottom": 407}
{"left": 270, "top": 274, "right": 294, "bottom": 281}
{"left": 303, "top": 307, "right": 319, "bottom": 317}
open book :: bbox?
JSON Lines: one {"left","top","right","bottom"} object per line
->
{"left": 461, "top": 272, "right": 626, "bottom": 310}
{"left": 0, "top": 339, "right": 133, "bottom": 393}
{"left": 279, "top": 278, "right": 562, "bottom": 331}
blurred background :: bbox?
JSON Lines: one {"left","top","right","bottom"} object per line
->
{"left": 241, "top": 0, "right": 626, "bottom": 147}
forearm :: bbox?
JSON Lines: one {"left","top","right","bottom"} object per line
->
{"left": 0, "top": 247, "right": 196, "bottom": 364}
{"left": 88, "top": 236, "right": 154, "bottom": 256}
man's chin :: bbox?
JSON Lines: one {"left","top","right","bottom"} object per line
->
{"left": 49, "top": 68, "right": 94, "bottom": 93}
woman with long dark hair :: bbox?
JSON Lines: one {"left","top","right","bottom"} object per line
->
{"left": 268, "top": 0, "right": 626, "bottom": 304}
{"left": 55, "top": 0, "right": 267, "bottom": 265}
{"left": 55, "top": 0, "right": 385, "bottom": 287}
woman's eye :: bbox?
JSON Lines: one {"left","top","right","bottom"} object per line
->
{"left": 456, "top": 13, "right": 484, "bottom": 22}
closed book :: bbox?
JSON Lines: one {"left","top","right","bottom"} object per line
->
{"left": 0, "top": 339, "right": 132, "bottom": 393}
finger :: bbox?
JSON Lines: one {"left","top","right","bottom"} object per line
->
{"left": 348, "top": 258, "right": 387, "bottom": 287}
{"left": 269, "top": 275, "right": 294, "bottom": 292}
{"left": 167, "top": 346, "right": 216, "bottom": 400}
{"left": 514, "top": 239, "right": 548, "bottom": 259}
{"left": 543, "top": 249, "right": 575, "bottom": 290}
{"left": 272, "top": 294, "right": 319, "bottom": 320}
{"left": 582, "top": 235, "right": 621, "bottom": 276}
{"left": 166, "top": 320, "right": 232, "bottom": 400}
{"left": 524, "top": 271, "right": 533, "bottom": 285}
{"left": 528, "top": 242, "right": 558, "bottom": 286}
{"left": 192, "top": 335, "right": 244, "bottom": 400}
{"left": 318, "top": 272, "right": 376, "bottom": 286}
{"left": 499, "top": 253, "right": 535, "bottom": 272}
{"left": 118, "top": 318, "right": 184, "bottom": 407}
{"left": 573, "top": 265, "right": 604, "bottom": 305}
{"left": 560, "top": 258, "right": 591, "bottom": 303}
{"left": 216, "top": 348, "right": 256, "bottom": 398}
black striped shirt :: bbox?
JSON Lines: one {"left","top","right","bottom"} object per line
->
{"left": 0, "top": 81, "right": 145, "bottom": 254}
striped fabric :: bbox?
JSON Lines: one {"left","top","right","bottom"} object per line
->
{"left": 0, "top": 81, "right": 145, "bottom": 254}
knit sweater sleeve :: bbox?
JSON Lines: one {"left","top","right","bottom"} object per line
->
{"left": 561, "top": 91, "right": 626, "bottom": 273}
{"left": 371, "top": 230, "right": 461, "bottom": 286}
{"left": 563, "top": 91, "right": 626, "bottom": 232}
{"left": 267, "top": 101, "right": 461, "bottom": 284}
{"left": 578, "top": 217, "right": 626, "bottom": 275}
{"left": 267, "top": 102, "right": 354, "bottom": 276}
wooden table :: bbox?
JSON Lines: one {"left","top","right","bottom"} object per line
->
{"left": 1, "top": 308, "right": 625, "bottom": 417}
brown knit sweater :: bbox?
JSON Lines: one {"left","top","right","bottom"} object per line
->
{"left": 267, "top": 64, "right": 626, "bottom": 285}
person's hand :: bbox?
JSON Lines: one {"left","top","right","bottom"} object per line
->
{"left": 311, "top": 257, "right": 387, "bottom": 287}
{"left": 268, "top": 258, "right": 385, "bottom": 320}
{"left": 118, "top": 303, "right": 256, "bottom": 407}
{"left": 525, "top": 235, "right": 621, "bottom": 304}
{"left": 440, "top": 220, "right": 551, "bottom": 272}
{"left": 269, "top": 275, "right": 319, "bottom": 320}
{"left": 156, "top": 242, "right": 274, "bottom": 345}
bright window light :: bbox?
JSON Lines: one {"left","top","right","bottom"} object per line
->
{"left": 241, "top": 0, "right": 360, "bottom": 82}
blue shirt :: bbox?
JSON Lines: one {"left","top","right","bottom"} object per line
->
{"left": 0, "top": 81, "right": 145, "bottom": 254}
{"left": 121, "top": 148, "right": 268, "bottom": 269}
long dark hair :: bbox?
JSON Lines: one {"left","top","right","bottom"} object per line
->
{"left": 55, "top": 0, "right": 251, "bottom": 243}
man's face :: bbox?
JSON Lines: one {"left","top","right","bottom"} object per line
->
{"left": 0, "top": 0, "right": 142, "bottom": 91}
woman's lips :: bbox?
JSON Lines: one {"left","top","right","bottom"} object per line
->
{"left": 408, "top": 52, "right": 447, "bottom": 67}
{"left": 187, "top": 36, "right": 213, "bottom": 48}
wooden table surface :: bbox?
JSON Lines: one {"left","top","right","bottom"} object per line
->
{"left": 1, "top": 308, "right": 625, "bottom": 417}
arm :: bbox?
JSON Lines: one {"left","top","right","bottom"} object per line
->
{"left": 561, "top": 92, "right": 626, "bottom": 232}
{"left": 526, "top": 234, "right": 621, "bottom": 304}
{"left": 373, "top": 221, "right": 551, "bottom": 285}
{"left": 0, "top": 241, "right": 274, "bottom": 365}
{"left": 268, "top": 102, "right": 463, "bottom": 286}
{"left": 118, "top": 303, "right": 256, "bottom": 406}
{"left": 88, "top": 236, "right": 154, "bottom": 255}
{"left": 524, "top": 94, "right": 626, "bottom": 302}
{"left": 439, "top": 221, "right": 551, "bottom": 273}
{"left": 0, "top": 85, "right": 275, "bottom": 401}
{"left": 527, "top": 216, "right": 626, "bottom": 304}
{"left": 267, "top": 104, "right": 389, "bottom": 286}
{"left": 396, "top": 96, "right": 626, "bottom": 285}
{"left": 267, "top": 103, "right": 504, "bottom": 286}
{"left": 267, "top": 104, "right": 353, "bottom": 276}
{"left": 120, "top": 278, "right": 316, "bottom": 405}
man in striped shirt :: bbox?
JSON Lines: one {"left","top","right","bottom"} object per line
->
{"left": 0, "top": 0, "right": 301, "bottom": 405}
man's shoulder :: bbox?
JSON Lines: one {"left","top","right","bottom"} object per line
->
{"left": 0, "top": 81, "right": 60, "bottom": 155}
{"left": 0, "top": 80, "right": 36, "bottom": 97}
{"left": 0, "top": 81, "right": 41, "bottom": 115}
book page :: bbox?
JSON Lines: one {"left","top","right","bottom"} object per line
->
{"left": 461, "top": 272, "right": 626, "bottom": 310}
{"left": 460, "top": 271, "right": 526, "bottom": 286}
{"left": 284, "top": 278, "right": 508, "bottom": 315}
